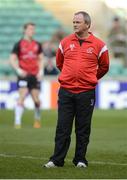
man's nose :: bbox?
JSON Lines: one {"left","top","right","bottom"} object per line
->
{"left": 73, "top": 23, "right": 77, "bottom": 26}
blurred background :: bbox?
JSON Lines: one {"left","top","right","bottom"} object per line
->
{"left": 0, "top": 0, "right": 127, "bottom": 110}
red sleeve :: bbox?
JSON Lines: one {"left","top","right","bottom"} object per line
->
{"left": 97, "top": 47, "right": 109, "bottom": 80}
{"left": 56, "top": 43, "right": 64, "bottom": 71}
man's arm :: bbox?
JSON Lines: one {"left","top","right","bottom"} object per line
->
{"left": 9, "top": 53, "right": 27, "bottom": 77}
{"left": 36, "top": 53, "right": 44, "bottom": 80}
{"left": 56, "top": 43, "right": 64, "bottom": 71}
{"left": 97, "top": 46, "right": 109, "bottom": 80}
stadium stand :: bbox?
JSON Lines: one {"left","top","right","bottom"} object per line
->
{"left": 0, "top": 0, "right": 63, "bottom": 76}
{"left": 0, "top": 0, "right": 127, "bottom": 78}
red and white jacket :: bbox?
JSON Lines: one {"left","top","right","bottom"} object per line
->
{"left": 56, "top": 33, "right": 109, "bottom": 93}
{"left": 12, "top": 39, "right": 42, "bottom": 75}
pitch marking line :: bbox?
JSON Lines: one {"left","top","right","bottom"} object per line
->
{"left": 0, "top": 153, "right": 127, "bottom": 166}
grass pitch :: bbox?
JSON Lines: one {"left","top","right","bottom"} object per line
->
{"left": 0, "top": 109, "right": 127, "bottom": 179}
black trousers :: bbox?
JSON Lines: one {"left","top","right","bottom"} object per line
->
{"left": 50, "top": 88, "right": 95, "bottom": 166}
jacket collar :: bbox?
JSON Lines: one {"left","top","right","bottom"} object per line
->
{"left": 71, "top": 32, "right": 93, "bottom": 43}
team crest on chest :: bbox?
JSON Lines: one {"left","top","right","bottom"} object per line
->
{"left": 86, "top": 47, "right": 94, "bottom": 54}
{"left": 21, "top": 47, "right": 27, "bottom": 53}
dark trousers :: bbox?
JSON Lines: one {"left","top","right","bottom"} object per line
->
{"left": 50, "top": 88, "right": 95, "bottom": 166}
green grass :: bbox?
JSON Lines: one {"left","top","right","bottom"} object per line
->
{"left": 0, "top": 109, "right": 127, "bottom": 179}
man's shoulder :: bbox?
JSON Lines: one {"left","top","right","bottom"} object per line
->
{"left": 33, "top": 39, "right": 41, "bottom": 44}
{"left": 61, "top": 34, "right": 74, "bottom": 42}
{"left": 92, "top": 34, "right": 105, "bottom": 46}
{"left": 12, "top": 39, "right": 22, "bottom": 48}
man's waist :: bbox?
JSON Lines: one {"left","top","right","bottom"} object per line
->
{"left": 60, "top": 82, "right": 96, "bottom": 94}
{"left": 19, "top": 66, "right": 38, "bottom": 74}
{"left": 60, "top": 85, "right": 95, "bottom": 94}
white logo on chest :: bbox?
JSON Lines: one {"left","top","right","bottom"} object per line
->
{"left": 70, "top": 44, "right": 75, "bottom": 51}
{"left": 86, "top": 47, "right": 94, "bottom": 54}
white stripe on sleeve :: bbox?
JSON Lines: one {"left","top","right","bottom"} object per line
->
{"left": 98, "top": 45, "right": 107, "bottom": 58}
{"left": 59, "top": 43, "right": 63, "bottom": 54}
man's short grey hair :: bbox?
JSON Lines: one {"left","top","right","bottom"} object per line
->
{"left": 74, "top": 11, "right": 91, "bottom": 28}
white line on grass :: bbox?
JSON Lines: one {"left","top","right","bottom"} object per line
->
{"left": 0, "top": 153, "right": 127, "bottom": 166}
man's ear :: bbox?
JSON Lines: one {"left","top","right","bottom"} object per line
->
{"left": 86, "top": 24, "right": 90, "bottom": 29}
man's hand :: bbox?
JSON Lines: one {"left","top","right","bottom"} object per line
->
{"left": 36, "top": 69, "right": 44, "bottom": 81}
{"left": 16, "top": 68, "right": 27, "bottom": 77}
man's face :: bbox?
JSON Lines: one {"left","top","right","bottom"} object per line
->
{"left": 73, "top": 14, "right": 89, "bottom": 34}
{"left": 24, "top": 25, "right": 35, "bottom": 38}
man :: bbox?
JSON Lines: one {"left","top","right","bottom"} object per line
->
{"left": 44, "top": 11, "right": 109, "bottom": 168}
{"left": 108, "top": 16, "right": 127, "bottom": 66}
{"left": 10, "top": 23, "right": 43, "bottom": 129}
